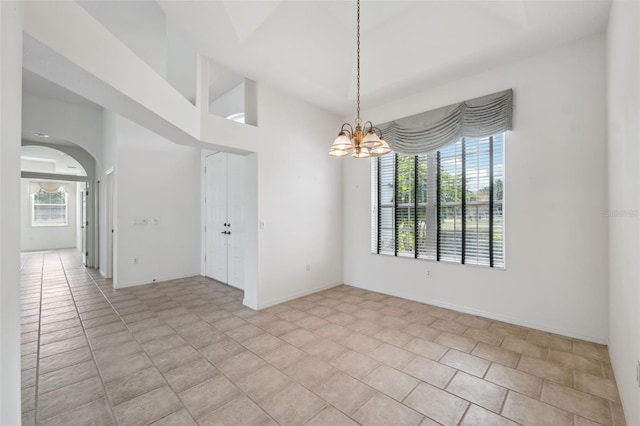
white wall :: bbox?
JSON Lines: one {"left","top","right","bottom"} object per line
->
{"left": 253, "top": 83, "right": 344, "bottom": 308}
{"left": 22, "top": 94, "right": 103, "bottom": 164}
{"left": 0, "top": 2, "right": 23, "bottom": 423}
{"left": 110, "top": 114, "right": 201, "bottom": 287}
{"left": 209, "top": 82, "right": 244, "bottom": 119}
{"left": 20, "top": 180, "right": 78, "bottom": 251}
{"left": 607, "top": 1, "right": 640, "bottom": 424}
{"left": 344, "top": 34, "right": 609, "bottom": 343}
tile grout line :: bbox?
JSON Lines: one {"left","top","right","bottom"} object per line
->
{"left": 44, "top": 251, "right": 118, "bottom": 425}
{"left": 32, "top": 251, "right": 45, "bottom": 423}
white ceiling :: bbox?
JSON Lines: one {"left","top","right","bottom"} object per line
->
{"left": 23, "top": 0, "right": 611, "bottom": 117}
{"left": 21, "top": 145, "right": 87, "bottom": 176}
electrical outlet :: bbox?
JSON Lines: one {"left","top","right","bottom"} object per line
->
{"left": 306, "top": 264, "right": 311, "bottom": 272}
{"left": 132, "top": 257, "right": 139, "bottom": 264}
{"left": 426, "top": 270, "right": 432, "bottom": 279}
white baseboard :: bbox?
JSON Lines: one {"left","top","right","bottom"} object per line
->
{"left": 346, "top": 282, "right": 608, "bottom": 345}
{"left": 115, "top": 272, "right": 200, "bottom": 289}
{"left": 255, "top": 282, "right": 342, "bottom": 310}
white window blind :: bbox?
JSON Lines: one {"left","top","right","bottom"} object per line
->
{"left": 372, "top": 134, "right": 505, "bottom": 268}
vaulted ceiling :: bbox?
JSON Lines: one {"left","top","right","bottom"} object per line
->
{"left": 25, "top": 0, "right": 611, "bottom": 117}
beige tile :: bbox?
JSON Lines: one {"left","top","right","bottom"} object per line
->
{"left": 259, "top": 319, "right": 298, "bottom": 336}
{"left": 314, "top": 372, "right": 375, "bottom": 415}
{"left": 198, "top": 395, "right": 273, "bottom": 426}
{"left": 527, "top": 331, "right": 572, "bottom": 351}
{"left": 489, "top": 322, "right": 530, "bottom": 339}
{"left": 104, "top": 366, "right": 166, "bottom": 406}
{"left": 216, "top": 350, "right": 266, "bottom": 380}
{"left": 236, "top": 365, "right": 291, "bottom": 400}
{"left": 464, "top": 327, "right": 504, "bottom": 346}
{"left": 369, "top": 343, "right": 415, "bottom": 369}
{"left": 22, "top": 387, "right": 35, "bottom": 413}
{"left": 284, "top": 356, "right": 335, "bottom": 388}
{"left": 460, "top": 404, "right": 518, "bottom": 426}
{"left": 435, "top": 332, "right": 476, "bottom": 352}
{"left": 315, "top": 323, "right": 352, "bottom": 340}
{"left": 575, "top": 416, "right": 609, "bottom": 426}
{"left": 362, "top": 365, "right": 419, "bottom": 401}
{"left": 152, "top": 345, "right": 201, "bottom": 373}
{"left": 305, "top": 407, "right": 359, "bottom": 426}
{"left": 262, "top": 343, "right": 307, "bottom": 370}
{"left": 547, "top": 349, "right": 603, "bottom": 376}
{"left": 610, "top": 401, "right": 626, "bottom": 426}
{"left": 163, "top": 358, "right": 219, "bottom": 393}
{"left": 296, "top": 315, "right": 329, "bottom": 330}
{"left": 242, "top": 333, "right": 284, "bottom": 355}
{"left": 485, "top": 363, "right": 542, "bottom": 398}
{"left": 224, "top": 323, "right": 264, "bottom": 342}
{"left": 89, "top": 330, "right": 135, "bottom": 351}
{"left": 572, "top": 341, "right": 609, "bottom": 362}
{"left": 432, "top": 319, "right": 468, "bottom": 335}
{"left": 112, "top": 386, "right": 182, "bottom": 426}
{"left": 40, "top": 326, "right": 84, "bottom": 346}
{"left": 37, "top": 376, "right": 104, "bottom": 422}
{"left": 93, "top": 340, "right": 141, "bottom": 365}
{"left": 502, "top": 391, "right": 573, "bottom": 426}
{"left": 38, "top": 397, "right": 113, "bottom": 426}
{"left": 472, "top": 342, "right": 520, "bottom": 368}
{"left": 403, "top": 356, "right": 456, "bottom": 388}
{"left": 574, "top": 370, "right": 620, "bottom": 402}
{"left": 141, "top": 334, "right": 187, "bottom": 357}
{"left": 38, "top": 359, "right": 98, "bottom": 394}
{"left": 517, "top": 356, "right": 573, "bottom": 386}
{"left": 149, "top": 409, "right": 196, "bottom": 426}
{"left": 446, "top": 371, "right": 507, "bottom": 413}
{"left": 280, "top": 328, "right": 321, "bottom": 348}
{"left": 374, "top": 328, "right": 413, "bottom": 347}
{"left": 329, "top": 350, "right": 380, "bottom": 379}
{"left": 179, "top": 375, "right": 241, "bottom": 418}
{"left": 97, "top": 351, "right": 153, "bottom": 382}
{"left": 353, "top": 392, "right": 423, "bottom": 426}
{"left": 39, "top": 335, "right": 88, "bottom": 358}
{"left": 200, "top": 338, "right": 244, "bottom": 363}
{"left": 540, "top": 382, "right": 611, "bottom": 425}
{"left": 501, "top": 336, "right": 547, "bottom": 359}
{"left": 341, "top": 332, "right": 382, "bottom": 353}
{"left": 440, "top": 349, "right": 490, "bottom": 377}
{"left": 404, "top": 337, "right": 448, "bottom": 361}
{"left": 404, "top": 324, "right": 441, "bottom": 341}
{"left": 133, "top": 325, "right": 175, "bottom": 344}
{"left": 259, "top": 383, "right": 326, "bottom": 426}
{"left": 404, "top": 382, "right": 468, "bottom": 425}
{"left": 304, "top": 338, "right": 348, "bottom": 361}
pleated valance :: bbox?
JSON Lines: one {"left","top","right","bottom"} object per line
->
{"left": 378, "top": 89, "right": 513, "bottom": 155}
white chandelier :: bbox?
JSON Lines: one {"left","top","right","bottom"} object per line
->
{"left": 329, "top": 0, "right": 391, "bottom": 158}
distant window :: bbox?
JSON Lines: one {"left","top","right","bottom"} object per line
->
{"left": 31, "top": 184, "right": 68, "bottom": 227}
{"left": 226, "top": 112, "right": 245, "bottom": 123}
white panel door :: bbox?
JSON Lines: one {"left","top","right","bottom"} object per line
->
{"left": 205, "top": 153, "right": 228, "bottom": 283}
{"left": 226, "top": 154, "right": 245, "bottom": 289}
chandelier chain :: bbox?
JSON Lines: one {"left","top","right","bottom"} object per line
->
{"left": 356, "top": 0, "right": 361, "bottom": 125}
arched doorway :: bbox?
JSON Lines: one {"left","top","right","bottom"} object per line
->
{"left": 20, "top": 142, "right": 99, "bottom": 267}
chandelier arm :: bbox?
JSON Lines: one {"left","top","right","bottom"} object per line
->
{"left": 340, "top": 123, "right": 355, "bottom": 137}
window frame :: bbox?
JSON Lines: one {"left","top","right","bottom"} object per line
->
{"left": 372, "top": 134, "right": 505, "bottom": 269}
{"left": 31, "top": 185, "right": 69, "bottom": 228}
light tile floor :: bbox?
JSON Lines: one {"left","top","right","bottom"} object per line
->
{"left": 20, "top": 250, "right": 626, "bottom": 426}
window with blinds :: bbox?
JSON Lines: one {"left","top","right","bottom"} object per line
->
{"left": 372, "top": 134, "right": 505, "bottom": 268}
